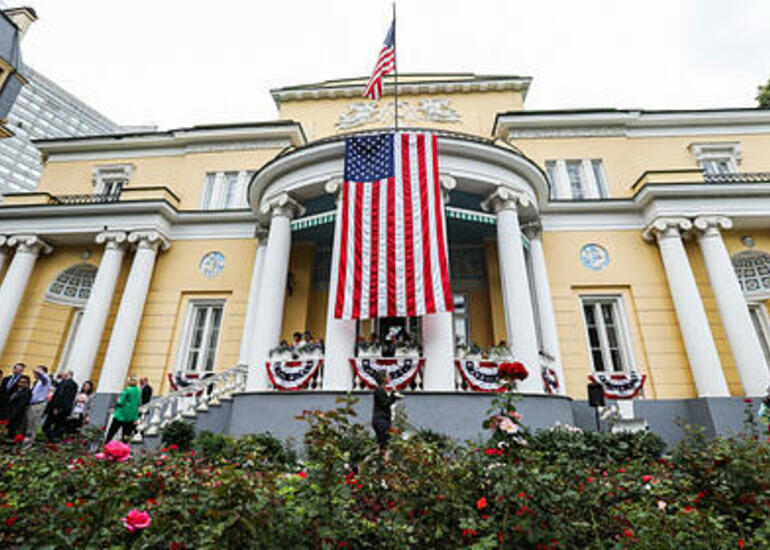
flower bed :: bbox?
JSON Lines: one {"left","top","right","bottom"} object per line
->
{"left": 1, "top": 398, "right": 769, "bottom": 548}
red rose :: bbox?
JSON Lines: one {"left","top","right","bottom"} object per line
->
{"left": 641, "top": 475, "right": 654, "bottom": 483}
{"left": 297, "top": 471, "right": 308, "bottom": 479}
{"left": 5, "top": 515, "right": 19, "bottom": 527}
{"left": 476, "top": 496, "right": 488, "bottom": 511}
{"left": 169, "top": 444, "right": 179, "bottom": 451}
{"left": 121, "top": 509, "right": 151, "bottom": 532}
{"left": 12, "top": 434, "right": 23, "bottom": 444}
{"left": 744, "top": 398, "right": 753, "bottom": 403}
{"left": 498, "top": 362, "right": 529, "bottom": 381}
{"left": 623, "top": 528, "right": 634, "bottom": 538}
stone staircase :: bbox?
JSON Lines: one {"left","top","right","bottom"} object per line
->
{"left": 129, "top": 365, "right": 248, "bottom": 448}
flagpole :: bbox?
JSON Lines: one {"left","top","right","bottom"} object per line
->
{"left": 392, "top": 2, "right": 399, "bottom": 131}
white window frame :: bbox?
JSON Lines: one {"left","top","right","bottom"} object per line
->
{"left": 748, "top": 303, "right": 770, "bottom": 368}
{"left": 580, "top": 294, "right": 636, "bottom": 373}
{"left": 546, "top": 158, "right": 608, "bottom": 200}
{"left": 200, "top": 170, "right": 252, "bottom": 210}
{"left": 92, "top": 164, "right": 133, "bottom": 197}
{"left": 175, "top": 299, "right": 226, "bottom": 374}
{"left": 452, "top": 293, "right": 471, "bottom": 347}
{"left": 689, "top": 142, "right": 741, "bottom": 175}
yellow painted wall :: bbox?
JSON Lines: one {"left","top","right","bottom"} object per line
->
{"left": 513, "top": 133, "right": 770, "bottom": 199}
{"left": 36, "top": 148, "right": 282, "bottom": 210}
{"left": 543, "top": 229, "right": 694, "bottom": 400}
{"left": 484, "top": 242, "right": 507, "bottom": 345}
{"left": 280, "top": 243, "right": 315, "bottom": 342}
{"left": 278, "top": 89, "right": 523, "bottom": 141}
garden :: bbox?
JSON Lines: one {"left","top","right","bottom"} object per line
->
{"left": 2, "top": 392, "right": 770, "bottom": 548}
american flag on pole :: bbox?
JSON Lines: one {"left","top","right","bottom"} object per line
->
{"left": 363, "top": 19, "right": 395, "bottom": 100}
{"left": 334, "top": 132, "right": 453, "bottom": 320}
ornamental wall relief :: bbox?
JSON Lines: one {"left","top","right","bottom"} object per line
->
{"left": 335, "top": 98, "right": 461, "bottom": 131}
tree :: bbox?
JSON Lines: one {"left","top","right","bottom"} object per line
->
{"left": 757, "top": 76, "right": 770, "bottom": 109}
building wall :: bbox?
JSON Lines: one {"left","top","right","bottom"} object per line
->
{"left": 513, "top": 133, "right": 770, "bottom": 198}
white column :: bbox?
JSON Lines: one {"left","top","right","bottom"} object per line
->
{"left": 246, "top": 193, "right": 303, "bottom": 391}
{"left": 421, "top": 174, "right": 457, "bottom": 391}
{"left": 482, "top": 187, "right": 541, "bottom": 393}
{"left": 97, "top": 231, "right": 169, "bottom": 393}
{"left": 67, "top": 231, "right": 128, "bottom": 385}
{"left": 694, "top": 216, "right": 769, "bottom": 395}
{"left": 238, "top": 227, "right": 268, "bottom": 365}
{"left": 323, "top": 179, "right": 356, "bottom": 391}
{"left": 0, "top": 235, "right": 52, "bottom": 359}
{"left": 643, "top": 218, "right": 729, "bottom": 397}
{"left": 524, "top": 223, "right": 566, "bottom": 395}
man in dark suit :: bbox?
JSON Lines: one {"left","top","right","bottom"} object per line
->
{"left": 0, "top": 363, "right": 25, "bottom": 420}
{"left": 43, "top": 369, "right": 77, "bottom": 442}
{"left": 6, "top": 375, "right": 31, "bottom": 438}
{"left": 139, "top": 377, "right": 153, "bottom": 406}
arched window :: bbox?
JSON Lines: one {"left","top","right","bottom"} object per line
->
{"left": 45, "top": 264, "right": 97, "bottom": 307}
{"left": 732, "top": 251, "right": 770, "bottom": 297}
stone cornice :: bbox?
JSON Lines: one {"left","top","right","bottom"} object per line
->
{"left": 271, "top": 75, "right": 532, "bottom": 105}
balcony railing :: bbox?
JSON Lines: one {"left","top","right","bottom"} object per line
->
{"left": 53, "top": 193, "right": 120, "bottom": 205}
{"left": 632, "top": 170, "right": 770, "bottom": 191}
{"left": 703, "top": 172, "right": 770, "bottom": 184}
{"left": 0, "top": 186, "right": 181, "bottom": 208}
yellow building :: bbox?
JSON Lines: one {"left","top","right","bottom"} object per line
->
{"left": 1, "top": 73, "right": 769, "bottom": 440}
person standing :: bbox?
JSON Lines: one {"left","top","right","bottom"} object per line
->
{"left": 105, "top": 377, "right": 141, "bottom": 442}
{"left": 139, "top": 377, "right": 153, "bottom": 406}
{"left": 66, "top": 380, "right": 94, "bottom": 434}
{"left": 6, "top": 375, "right": 32, "bottom": 438}
{"left": 0, "top": 363, "right": 25, "bottom": 420}
{"left": 371, "top": 370, "right": 402, "bottom": 462}
{"left": 24, "top": 366, "right": 51, "bottom": 443}
{"left": 43, "top": 370, "right": 78, "bottom": 442}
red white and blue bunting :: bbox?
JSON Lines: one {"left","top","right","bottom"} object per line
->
{"left": 542, "top": 367, "right": 560, "bottom": 395}
{"left": 589, "top": 372, "right": 646, "bottom": 400}
{"left": 266, "top": 360, "right": 323, "bottom": 391}
{"left": 350, "top": 358, "right": 424, "bottom": 391}
{"left": 454, "top": 360, "right": 506, "bottom": 393}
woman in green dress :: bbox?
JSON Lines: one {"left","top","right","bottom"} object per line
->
{"left": 105, "top": 376, "right": 142, "bottom": 442}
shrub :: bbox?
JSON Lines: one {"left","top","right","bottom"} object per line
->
{"left": 160, "top": 419, "right": 195, "bottom": 451}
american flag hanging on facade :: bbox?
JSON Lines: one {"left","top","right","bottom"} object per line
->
{"left": 363, "top": 19, "right": 395, "bottom": 100}
{"left": 334, "top": 132, "right": 453, "bottom": 320}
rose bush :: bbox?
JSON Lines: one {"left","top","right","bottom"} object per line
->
{"left": 0, "top": 396, "right": 767, "bottom": 548}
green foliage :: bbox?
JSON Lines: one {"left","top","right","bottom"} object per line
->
{"left": 0, "top": 396, "right": 768, "bottom": 548}
{"left": 160, "top": 419, "right": 195, "bottom": 451}
{"left": 758, "top": 76, "right": 770, "bottom": 109}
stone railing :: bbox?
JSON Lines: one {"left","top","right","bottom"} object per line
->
{"left": 703, "top": 172, "right": 770, "bottom": 184}
{"left": 54, "top": 193, "right": 121, "bottom": 205}
{"left": 130, "top": 364, "right": 248, "bottom": 443}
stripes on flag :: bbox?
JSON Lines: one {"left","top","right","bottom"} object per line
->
{"left": 334, "top": 132, "right": 453, "bottom": 320}
{"left": 363, "top": 19, "right": 395, "bottom": 101}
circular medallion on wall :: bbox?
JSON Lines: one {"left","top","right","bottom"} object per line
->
{"left": 580, "top": 243, "right": 610, "bottom": 271}
{"left": 199, "top": 251, "right": 226, "bottom": 278}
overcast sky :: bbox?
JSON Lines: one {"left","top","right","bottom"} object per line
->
{"left": 10, "top": 0, "right": 770, "bottom": 129}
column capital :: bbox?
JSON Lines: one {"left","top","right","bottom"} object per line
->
{"left": 642, "top": 217, "right": 692, "bottom": 242}
{"left": 693, "top": 216, "right": 733, "bottom": 237}
{"left": 7, "top": 235, "right": 52, "bottom": 255}
{"left": 0, "top": 235, "right": 7, "bottom": 250}
{"left": 481, "top": 186, "right": 533, "bottom": 215}
{"left": 324, "top": 177, "right": 343, "bottom": 196}
{"left": 128, "top": 230, "right": 170, "bottom": 252}
{"left": 259, "top": 192, "right": 305, "bottom": 220}
{"left": 96, "top": 230, "right": 129, "bottom": 250}
{"left": 521, "top": 221, "right": 543, "bottom": 240}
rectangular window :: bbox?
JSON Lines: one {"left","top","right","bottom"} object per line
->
{"left": 545, "top": 160, "right": 557, "bottom": 198}
{"left": 581, "top": 296, "right": 632, "bottom": 372}
{"left": 749, "top": 304, "right": 770, "bottom": 367}
{"left": 200, "top": 173, "right": 216, "bottom": 209}
{"left": 702, "top": 158, "right": 734, "bottom": 175}
{"left": 565, "top": 160, "right": 585, "bottom": 199}
{"left": 223, "top": 171, "right": 239, "bottom": 208}
{"left": 453, "top": 294, "right": 470, "bottom": 347}
{"left": 180, "top": 301, "right": 225, "bottom": 373}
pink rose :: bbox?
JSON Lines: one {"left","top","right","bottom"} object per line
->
{"left": 103, "top": 440, "right": 132, "bottom": 462}
{"left": 121, "top": 509, "right": 151, "bottom": 532}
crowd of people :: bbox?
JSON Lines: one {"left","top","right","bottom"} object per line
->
{"left": 0, "top": 362, "right": 153, "bottom": 444}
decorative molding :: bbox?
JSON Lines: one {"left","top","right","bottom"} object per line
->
{"left": 693, "top": 216, "right": 733, "bottom": 237}
{"left": 92, "top": 163, "right": 134, "bottom": 190}
{"left": 95, "top": 230, "right": 128, "bottom": 249}
{"left": 481, "top": 186, "right": 533, "bottom": 214}
{"left": 259, "top": 192, "right": 305, "bottom": 220}
{"left": 199, "top": 251, "right": 226, "bottom": 278}
{"left": 580, "top": 243, "right": 610, "bottom": 271}
{"left": 7, "top": 234, "right": 52, "bottom": 255}
{"left": 184, "top": 139, "right": 293, "bottom": 154}
{"left": 335, "top": 98, "right": 461, "bottom": 130}
{"left": 641, "top": 217, "right": 692, "bottom": 242}
{"left": 128, "top": 230, "right": 170, "bottom": 251}
{"left": 508, "top": 127, "right": 626, "bottom": 139}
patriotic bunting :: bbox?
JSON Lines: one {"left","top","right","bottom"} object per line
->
{"left": 266, "top": 360, "right": 324, "bottom": 391}
{"left": 588, "top": 372, "right": 646, "bottom": 400}
{"left": 350, "top": 357, "right": 423, "bottom": 391}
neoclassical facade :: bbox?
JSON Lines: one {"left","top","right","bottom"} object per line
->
{"left": 0, "top": 74, "right": 769, "bottom": 436}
